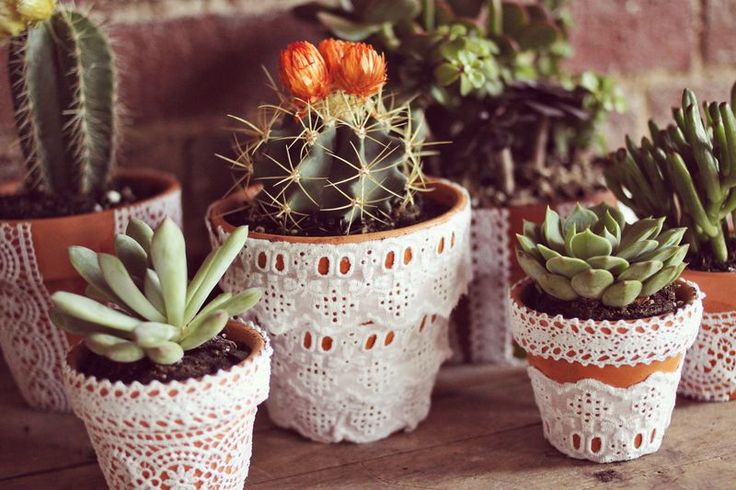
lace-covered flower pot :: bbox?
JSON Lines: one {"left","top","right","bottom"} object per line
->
{"left": 63, "top": 321, "right": 270, "bottom": 490}
{"left": 455, "top": 191, "right": 613, "bottom": 364}
{"left": 0, "top": 168, "right": 181, "bottom": 412}
{"left": 679, "top": 269, "right": 736, "bottom": 402}
{"left": 510, "top": 279, "right": 703, "bottom": 463}
{"left": 207, "top": 179, "right": 471, "bottom": 443}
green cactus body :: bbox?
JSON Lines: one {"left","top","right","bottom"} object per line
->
{"left": 516, "top": 203, "right": 688, "bottom": 307}
{"left": 8, "top": 9, "right": 116, "bottom": 195}
{"left": 237, "top": 96, "right": 423, "bottom": 234}
{"left": 50, "top": 218, "right": 263, "bottom": 365}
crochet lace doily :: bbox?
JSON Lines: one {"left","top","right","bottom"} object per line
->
{"left": 510, "top": 280, "right": 703, "bottom": 368}
{"left": 209, "top": 183, "right": 472, "bottom": 442}
{"left": 0, "top": 189, "right": 181, "bottom": 412}
{"left": 63, "top": 322, "right": 271, "bottom": 490}
{"left": 528, "top": 366, "right": 682, "bottom": 463}
{"left": 680, "top": 310, "right": 736, "bottom": 401}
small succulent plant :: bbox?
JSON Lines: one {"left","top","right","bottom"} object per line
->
{"left": 6, "top": 2, "right": 117, "bottom": 197}
{"left": 516, "top": 203, "right": 688, "bottom": 307}
{"left": 604, "top": 85, "right": 736, "bottom": 267}
{"left": 223, "top": 39, "right": 426, "bottom": 235}
{"left": 50, "top": 218, "right": 261, "bottom": 364}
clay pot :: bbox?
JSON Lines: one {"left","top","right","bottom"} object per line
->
{"left": 456, "top": 190, "right": 615, "bottom": 364}
{"left": 510, "top": 278, "right": 703, "bottom": 463}
{"left": 63, "top": 321, "right": 271, "bottom": 490}
{"left": 0, "top": 168, "right": 181, "bottom": 411}
{"left": 207, "top": 179, "right": 472, "bottom": 443}
{"left": 679, "top": 269, "right": 736, "bottom": 401}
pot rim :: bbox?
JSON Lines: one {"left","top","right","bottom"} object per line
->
{"left": 0, "top": 167, "right": 180, "bottom": 225}
{"left": 473, "top": 189, "right": 614, "bottom": 212}
{"left": 64, "top": 320, "right": 267, "bottom": 390}
{"left": 207, "top": 177, "right": 469, "bottom": 245}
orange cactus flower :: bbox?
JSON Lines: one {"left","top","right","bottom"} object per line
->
{"left": 318, "top": 38, "right": 350, "bottom": 74}
{"left": 333, "top": 42, "right": 387, "bottom": 98}
{"left": 279, "top": 41, "right": 331, "bottom": 102}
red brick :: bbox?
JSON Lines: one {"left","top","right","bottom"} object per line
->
{"left": 565, "top": 0, "right": 697, "bottom": 75}
{"left": 703, "top": 0, "right": 736, "bottom": 65}
{"left": 647, "top": 78, "right": 734, "bottom": 125}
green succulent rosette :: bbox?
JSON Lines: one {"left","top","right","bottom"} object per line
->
{"left": 516, "top": 203, "right": 688, "bottom": 307}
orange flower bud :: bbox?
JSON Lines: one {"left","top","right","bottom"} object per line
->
{"left": 333, "top": 42, "right": 387, "bottom": 98}
{"left": 318, "top": 38, "right": 350, "bottom": 74}
{"left": 279, "top": 41, "right": 331, "bottom": 101}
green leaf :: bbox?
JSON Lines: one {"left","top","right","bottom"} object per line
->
{"left": 126, "top": 219, "right": 154, "bottom": 255}
{"left": 114, "top": 235, "right": 148, "bottom": 282}
{"left": 145, "top": 342, "right": 184, "bottom": 365}
{"left": 517, "top": 249, "right": 548, "bottom": 284}
{"left": 537, "top": 244, "right": 562, "bottom": 261}
{"left": 516, "top": 234, "right": 540, "bottom": 259}
{"left": 570, "top": 269, "right": 615, "bottom": 299}
{"left": 522, "top": 220, "right": 539, "bottom": 241}
{"left": 68, "top": 246, "right": 118, "bottom": 302}
{"left": 618, "top": 239, "right": 658, "bottom": 261}
{"left": 601, "top": 280, "right": 643, "bottom": 307}
{"left": 106, "top": 341, "right": 146, "bottom": 363}
{"left": 219, "top": 288, "right": 263, "bottom": 317}
{"left": 179, "top": 311, "right": 229, "bottom": 351}
{"left": 620, "top": 218, "right": 663, "bottom": 248}
{"left": 537, "top": 273, "right": 578, "bottom": 301}
{"left": 563, "top": 203, "right": 598, "bottom": 235}
{"left": 151, "top": 218, "right": 188, "bottom": 327}
{"left": 541, "top": 207, "right": 565, "bottom": 252}
{"left": 586, "top": 256, "right": 629, "bottom": 275}
{"left": 656, "top": 228, "right": 686, "bottom": 248}
{"left": 85, "top": 333, "right": 127, "bottom": 356}
{"left": 545, "top": 256, "right": 590, "bottom": 278}
{"left": 133, "top": 322, "right": 179, "bottom": 349}
{"left": 99, "top": 254, "right": 166, "bottom": 323}
{"left": 569, "top": 229, "right": 613, "bottom": 260}
{"left": 51, "top": 291, "right": 139, "bottom": 332}
{"left": 316, "top": 12, "right": 381, "bottom": 41}
{"left": 665, "top": 244, "right": 690, "bottom": 267}
{"left": 618, "top": 260, "right": 664, "bottom": 282}
{"left": 144, "top": 269, "right": 166, "bottom": 315}
{"left": 434, "top": 63, "right": 460, "bottom": 87}
{"left": 641, "top": 264, "right": 682, "bottom": 297}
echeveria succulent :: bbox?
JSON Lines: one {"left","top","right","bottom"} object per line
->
{"left": 51, "top": 218, "right": 261, "bottom": 364}
{"left": 516, "top": 203, "right": 688, "bottom": 307}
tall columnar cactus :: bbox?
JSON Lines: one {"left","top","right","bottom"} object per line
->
{"left": 604, "top": 85, "right": 736, "bottom": 265}
{"left": 7, "top": 5, "right": 117, "bottom": 196}
{"left": 50, "top": 218, "right": 262, "bottom": 364}
{"left": 516, "top": 203, "right": 688, "bottom": 307}
{"left": 226, "top": 40, "right": 426, "bottom": 234}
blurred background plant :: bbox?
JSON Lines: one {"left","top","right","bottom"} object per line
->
{"left": 294, "top": 0, "right": 625, "bottom": 207}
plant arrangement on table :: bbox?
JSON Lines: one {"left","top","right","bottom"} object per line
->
{"left": 207, "top": 39, "right": 471, "bottom": 443}
{"left": 55, "top": 217, "right": 270, "bottom": 490}
{"left": 0, "top": 0, "right": 181, "bottom": 412}
{"left": 294, "top": 0, "right": 624, "bottom": 363}
{"left": 603, "top": 84, "right": 736, "bottom": 402}
{"left": 510, "top": 202, "right": 703, "bottom": 463}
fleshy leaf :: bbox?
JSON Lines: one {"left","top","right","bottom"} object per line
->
{"left": 541, "top": 207, "right": 565, "bottom": 252}
{"left": 618, "top": 260, "right": 664, "bottom": 281}
{"left": 586, "top": 255, "right": 629, "bottom": 275}
{"left": 570, "top": 269, "right": 615, "bottom": 299}
{"left": 537, "top": 244, "right": 562, "bottom": 261}
{"left": 601, "top": 280, "right": 643, "bottom": 307}
{"left": 569, "top": 229, "right": 613, "bottom": 260}
{"left": 545, "top": 256, "right": 590, "bottom": 278}
{"left": 618, "top": 239, "right": 658, "bottom": 261}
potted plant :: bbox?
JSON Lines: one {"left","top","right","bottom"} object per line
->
{"left": 604, "top": 85, "right": 736, "bottom": 402}
{"left": 0, "top": 1, "right": 182, "bottom": 411}
{"left": 294, "top": 0, "right": 623, "bottom": 363}
{"left": 53, "top": 217, "right": 269, "bottom": 489}
{"left": 510, "top": 203, "right": 702, "bottom": 462}
{"left": 207, "top": 39, "right": 471, "bottom": 443}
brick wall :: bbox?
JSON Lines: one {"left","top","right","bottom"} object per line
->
{"left": 1, "top": 0, "right": 735, "bottom": 260}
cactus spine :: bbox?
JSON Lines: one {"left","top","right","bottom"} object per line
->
{"left": 8, "top": 8, "right": 117, "bottom": 196}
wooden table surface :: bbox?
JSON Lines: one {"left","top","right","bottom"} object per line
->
{"left": 1, "top": 359, "right": 734, "bottom": 490}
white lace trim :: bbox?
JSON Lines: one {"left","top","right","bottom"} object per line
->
{"left": 113, "top": 187, "right": 182, "bottom": 234}
{"left": 680, "top": 310, "right": 736, "bottom": 402}
{"left": 63, "top": 322, "right": 271, "bottom": 490}
{"left": 528, "top": 366, "right": 682, "bottom": 463}
{"left": 510, "top": 280, "right": 703, "bottom": 368}
{"left": 208, "top": 182, "right": 472, "bottom": 442}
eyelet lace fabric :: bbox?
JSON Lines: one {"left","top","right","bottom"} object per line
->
{"left": 208, "top": 185, "right": 472, "bottom": 443}
{"left": 510, "top": 280, "right": 704, "bottom": 368}
{"left": 680, "top": 310, "right": 736, "bottom": 401}
{"left": 528, "top": 366, "right": 682, "bottom": 463}
{"left": 0, "top": 191, "right": 182, "bottom": 412}
{"left": 63, "top": 322, "right": 271, "bottom": 490}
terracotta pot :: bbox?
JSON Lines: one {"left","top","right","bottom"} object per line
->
{"left": 454, "top": 190, "right": 615, "bottom": 364}
{"left": 679, "top": 269, "right": 736, "bottom": 401}
{"left": 0, "top": 168, "right": 182, "bottom": 412}
{"left": 207, "top": 178, "right": 472, "bottom": 443}
{"left": 63, "top": 321, "right": 271, "bottom": 490}
{"left": 510, "top": 278, "right": 703, "bottom": 463}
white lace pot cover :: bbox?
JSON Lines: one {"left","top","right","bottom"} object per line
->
{"left": 510, "top": 279, "right": 703, "bottom": 463}
{"left": 680, "top": 310, "right": 736, "bottom": 401}
{"left": 465, "top": 198, "right": 606, "bottom": 365}
{"left": 0, "top": 181, "right": 181, "bottom": 412}
{"left": 63, "top": 321, "right": 271, "bottom": 490}
{"left": 208, "top": 181, "right": 472, "bottom": 443}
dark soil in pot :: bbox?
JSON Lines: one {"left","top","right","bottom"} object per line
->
{"left": 528, "top": 283, "right": 681, "bottom": 321}
{"left": 78, "top": 334, "right": 251, "bottom": 385}
{"left": 688, "top": 243, "right": 736, "bottom": 272}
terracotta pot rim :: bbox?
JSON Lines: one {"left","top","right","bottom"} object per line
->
{"left": 0, "top": 167, "right": 180, "bottom": 225}
{"left": 510, "top": 277, "right": 701, "bottom": 325}
{"left": 474, "top": 189, "right": 613, "bottom": 212}
{"left": 65, "top": 320, "right": 266, "bottom": 389}
{"left": 207, "top": 177, "right": 469, "bottom": 245}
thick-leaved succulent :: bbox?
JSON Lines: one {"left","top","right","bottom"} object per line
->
{"left": 516, "top": 203, "right": 688, "bottom": 307}
{"left": 51, "top": 218, "right": 261, "bottom": 364}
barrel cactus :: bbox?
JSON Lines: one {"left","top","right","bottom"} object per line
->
{"left": 604, "top": 85, "right": 736, "bottom": 266}
{"left": 516, "top": 203, "right": 688, "bottom": 307}
{"left": 50, "top": 218, "right": 262, "bottom": 364}
{"left": 6, "top": 3, "right": 117, "bottom": 196}
{"left": 225, "top": 39, "right": 425, "bottom": 235}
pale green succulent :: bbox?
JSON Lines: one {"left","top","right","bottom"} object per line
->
{"left": 516, "top": 203, "right": 688, "bottom": 307}
{"left": 51, "top": 218, "right": 261, "bottom": 365}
